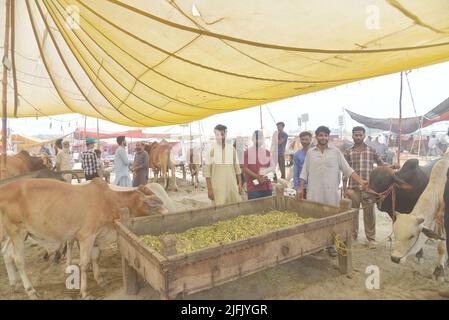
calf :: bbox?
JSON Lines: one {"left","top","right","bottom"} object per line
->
{"left": 0, "top": 178, "right": 165, "bottom": 299}
{"left": 390, "top": 159, "right": 448, "bottom": 281}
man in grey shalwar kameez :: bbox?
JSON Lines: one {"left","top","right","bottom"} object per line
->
{"left": 114, "top": 136, "right": 132, "bottom": 187}
{"left": 132, "top": 142, "right": 149, "bottom": 187}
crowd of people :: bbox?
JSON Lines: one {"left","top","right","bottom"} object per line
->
{"left": 203, "top": 123, "right": 402, "bottom": 256}
{"left": 47, "top": 124, "right": 446, "bottom": 257}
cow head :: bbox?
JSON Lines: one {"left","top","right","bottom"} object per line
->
{"left": 365, "top": 166, "right": 412, "bottom": 205}
{"left": 129, "top": 185, "right": 168, "bottom": 217}
{"left": 391, "top": 213, "right": 444, "bottom": 263}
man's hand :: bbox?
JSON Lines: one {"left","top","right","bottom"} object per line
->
{"left": 238, "top": 183, "right": 243, "bottom": 194}
{"left": 257, "top": 175, "right": 268, "bottom": 184}
{"left": 360, "top": 179, "right": 369, "bottom": 189}
{"left": 296, "top": 189, "right": 303, "bottom": 201}
{"left": 391, "top": 163, "right": 400, "bottom": 169}
{"left": 207, "top": 188, "right": 214, "bottom": 201}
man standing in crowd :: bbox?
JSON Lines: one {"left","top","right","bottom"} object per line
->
{"left": 276, "top": 122, "right": 288, "bottom": 180}
{"left": 243, "top": 130, "right": 274, "bottom": 200}
{"left": 132, "top": 142, "right": 149, "bottom": 187}
{"left": 81, "top": 138, "right": 100, "bottom": 181}
{"left": 293, "top": 131, "right": 312, "bottom": 200}
{"left": 204, "top": 124, "right": 242, "bottom": 206}
{"left": 428, "top": 134, "right": 441, "bottom": 156}
{"left": 114, "top": 136, "right": 132, "bottom": 187}
{"left": 94, "top": 149, "right": 105, "bottom": 181}
{"left": 343, "top": 126, "right": 396, "bottom": 248}
{"left": 55, "top": 140, "right": 73, "bottom": 182}
{"left": 298, "top": 126, "right": 368, "bottom": 256}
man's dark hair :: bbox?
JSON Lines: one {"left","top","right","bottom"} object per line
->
{"left": 276, "top": 122, "right": 285, "bottom": 128}
{"left": 315, "top": 126, "right": 330, "bottom": 136}
{"left": 352, "top": 126, "right": 366, "bottom": 134}
{"left": 116, "top": 136, "right": 126, "bottom": 145}
{"left": 214, "top": 124, "right": 227, "bottom": 132}
{"left": 299, "top": 131, "right": 312, "bottom": 138}
{"left": 55, "top": 138, "right": 63, "bottom": 149}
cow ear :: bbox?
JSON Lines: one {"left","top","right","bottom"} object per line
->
{"left": 392, "top": 175, "right": 413, "bottom": 190}
{"left": 422, "top": 227, "right": 445, "bottom": 240}
{"left": 138, "top": 185, "right": 154, "bottom": 196}
{"left": 145, "top": 195, "right": 163, "bottom": 207}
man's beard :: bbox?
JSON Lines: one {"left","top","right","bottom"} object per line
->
{"left": 318, "top": 139, "right": 328, "bottom": 145}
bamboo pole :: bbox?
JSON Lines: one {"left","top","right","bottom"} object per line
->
{"left": 96, "top": 117, "right": 100, "bottom": 149}
{"left": 11, "top": 0, "right": 18, "bottom": 117}
{"left": 1, "top": 0, "right": 11, "bottom": 179}
{"left": 397, "top": 72, "right": 403, "bottom": 166}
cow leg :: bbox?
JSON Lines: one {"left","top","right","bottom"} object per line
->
{"left": 433, "top": 241, "right": 447, "bottom": 282}
{"left": 91, "top": 245, "right": 106, "bottom": 287}
{"left": 9, "top": 231, "right": 39, "bottom": 299}
{"left": 415, "top": 248, "right": 424, "bottom": 264}
{"left": 78, "top": 236, "right": 96, "bottom": 299}
{"left": 66, "top": 239, "right": 76, "bottom": 267}
{"left": 171, "top": 164, "right": 178, "bottom": 191}
{"left": 1, "top": 238, "right": 20, "bottom": 292}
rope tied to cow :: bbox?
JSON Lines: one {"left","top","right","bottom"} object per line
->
{"left": 334, "top": 233, "right": 394, "bottom": 257}
{"left": 335, "top": 184, "right": 399, "bottom": 257}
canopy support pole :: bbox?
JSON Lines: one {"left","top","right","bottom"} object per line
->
{"left": 1, "top": 0, "right": 11, "bottom": 180}
{"left": 397, "top": 72, "right": 403, "bottom": 166}
{"left": 96, "top": 118, "right": 100, "bottom": 149}
{"left": 11, "top": 0, "right": 18, "bottom": 117}
{"left": 259, "top": 106, "right": 263, "bottom": 130}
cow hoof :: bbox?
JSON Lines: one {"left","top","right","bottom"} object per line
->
{"left": 43, "top": 252, "right": 49, "bottom": 261}
{"left": 10, "top": 283, "right": 21, "bottom": 294}
{"left": 26, "top": 288, "right": 40, "bottom": 300}
{"left": 433, "top": 265, "right": 445, "bottom": 282}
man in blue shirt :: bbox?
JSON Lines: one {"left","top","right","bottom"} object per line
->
{"left": 276, "top": 122, "right": 289, "bottom": 179}
{"left": 293, "top": 131, "right": 312, "bottom": 200}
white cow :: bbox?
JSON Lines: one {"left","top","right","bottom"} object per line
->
{"left": 391, "top": 159, "right": 447, "bottom": 281}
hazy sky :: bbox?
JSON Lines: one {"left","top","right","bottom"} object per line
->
{"left": 7, "top": 61, "right": 449, "bottom": 138}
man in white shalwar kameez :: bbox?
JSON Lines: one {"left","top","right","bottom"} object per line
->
{"left": 114, "top": 136, "right": 132, "bottom": 187}
{"left": 204, "top": 124, "right": 242, "bottom": 206}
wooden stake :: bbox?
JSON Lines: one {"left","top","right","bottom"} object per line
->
{"left": 397, "top": 72, "right": 403, "bottom": 166}
{"left": 1, "top": 0, "right": 11, "bottom": 180}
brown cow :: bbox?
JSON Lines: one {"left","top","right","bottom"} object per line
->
{"left": 1, "top": 150, "right": 52, "bottom": 178}
{"left": 0, "top": 178, "right": 165, "bottom": 299}
{"left": 144, "top": 142, "right": 178, "bottom": 191}
{"left": 187, "top": 147, "right": 201, "bottom": 188}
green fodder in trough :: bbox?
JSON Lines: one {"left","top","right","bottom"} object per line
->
{"left": 140, "top": 211, "right": 314, "bottom": 254}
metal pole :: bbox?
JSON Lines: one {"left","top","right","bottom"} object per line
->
{"left": 1, "top": 0, "right": 11, "bottom": 179}
{"left": 96, "top": 117, "right": 100, "bottom": 149}
{"left": 259, "top": 106, "right": 263, "bottom": 130}
{"left": 397, "top": 72, "right": 403, "bottom": 166}
{"left": 83, "top": 115, "right": 87, "bottom": 151}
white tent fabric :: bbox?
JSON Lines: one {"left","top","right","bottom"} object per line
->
{"left": 1, "top": 0, "right": 449, "bottom": 126}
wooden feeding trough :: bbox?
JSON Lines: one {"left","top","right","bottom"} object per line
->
{"left": 115, "top": 185, "right": 358, "bottom": 299}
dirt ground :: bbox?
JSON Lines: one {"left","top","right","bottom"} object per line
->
{"left": 1, "top": 177, "right": 447, "bottom": 300}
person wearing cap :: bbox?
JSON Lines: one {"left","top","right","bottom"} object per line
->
{"left": 114, "top": 136, "right": 132, "bottom": 187}
{"left": 56, "top": 140, "right": 73, "bottom": 182}
{"left": 81, "top": 138, "right": 100, "bottom": 181}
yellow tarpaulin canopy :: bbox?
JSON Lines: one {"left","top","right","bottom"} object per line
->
{"left": 1, "top": 0, "right": 449, "bottom": 127}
